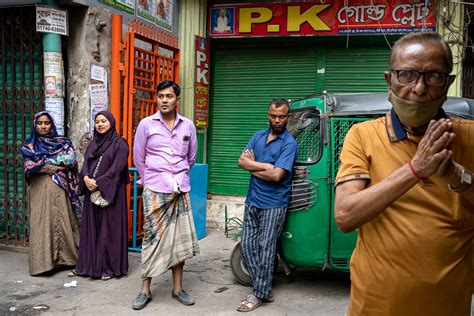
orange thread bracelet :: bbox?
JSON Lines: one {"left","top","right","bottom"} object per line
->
{"left": 408, "top": 160, "right": 425, "bottom": 181}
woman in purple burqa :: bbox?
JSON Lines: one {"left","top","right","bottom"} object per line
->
{"left": 71, "top": 111, "right": 129, "bottom": 280}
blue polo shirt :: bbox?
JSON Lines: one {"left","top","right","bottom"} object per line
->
{"left": 244, "top": 128, "right": 298, "bottom": 209}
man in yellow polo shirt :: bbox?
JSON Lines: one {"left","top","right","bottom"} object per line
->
{"left": 335, "top": 32, "right": 474, "bottom": 315}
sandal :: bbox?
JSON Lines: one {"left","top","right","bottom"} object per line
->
{"left": 237, "top": 294, "right": 262, "bottom": 312}
{"left": 101, "top": 274, "right": 113, "bottom": 281}
{"left": 67, "top": 270, "right": 77, "bottom": 277}
{"left": 241, "top": 292, "right": 274, "bottom": 303}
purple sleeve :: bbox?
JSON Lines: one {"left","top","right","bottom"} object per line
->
{"left": 78, "top": 146, "right": 92, "bottom": 195}
{"left": 95, "top": 140, "right": 129, "bottom": 202}
{"left": 188, "top": 122, "right": 197, "bottom": 167}
{"left": 133, "top": 120, "right": 147, "bottom": 178}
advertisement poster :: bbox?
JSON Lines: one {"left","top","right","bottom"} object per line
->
{"left": 194, "top": 36, "right": 210, "bottom": 128}
{"left": 209, "top": 0, "right": 436, "bottom": 38}
{"left": 136, "top": 0, "right": 156, "bottom": 23}
{"left": 36, "top": 5, "right": 68, "bottom": 36}
{"left": 99, "top": 0, "right": 135, "bottom": 14}
{"left": 44, "top": 52, "right": 64, "bottom": 98}
{"left": 156, "top": 0, "right": 173, "bottom": 32}
{"left": 91, "top": 64, "right": 105, "bottom": 82}
{"left": 45, "top": 98, "right": 64, "bottom": 135}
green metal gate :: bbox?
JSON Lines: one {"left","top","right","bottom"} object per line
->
{"left": 0, "top": 7, "right": 44, "bottom": 245}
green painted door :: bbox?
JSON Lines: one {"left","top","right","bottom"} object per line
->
{"left": 0, "top": 7, "right": 43, "bottom": 245}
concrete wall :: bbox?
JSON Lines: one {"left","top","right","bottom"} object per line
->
{"left": 207, "top": 194, "right": 245, "bottom": 229}
{"left": 178, "top": 0, "right": 207, "bottom": 120}
{"left": 66, "top": 6, "right": 112, "bottom": 165}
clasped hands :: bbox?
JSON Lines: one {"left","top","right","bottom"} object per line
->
{"left": 41, "top": 164, "right": 65, "bottom": 175}
{"left": 83, "top": 176, "right": 98, "bottom": 191}
{"left": 410, "top": 118, "right": 459, "bottom": 182}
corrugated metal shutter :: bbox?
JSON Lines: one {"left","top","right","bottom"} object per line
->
{"left": 208, "top": 43, "right": 319, "bottom": 195}
{"left": 325, "top": 47, "right": 391, "bottom": 93}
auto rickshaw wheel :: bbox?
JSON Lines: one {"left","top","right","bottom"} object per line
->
{"left": 230, "top": 242, "right": 251, "bottom": 286}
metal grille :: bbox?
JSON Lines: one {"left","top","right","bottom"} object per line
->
{"left": 288, "top": 107, "right": 322, "bottom": 164}
{"left": 0, "top": 7, "right": 43, "bottom": 245}
{"left": 330, "top": 118, "right": 367, "bottom": 177}
{"left": 287, "top": 179, "right": 317, "bottom": 212}
{"left": 330, "top": 257, "right": 349, "bottom": 270}
{"left": 120, "top": 20, "right": 179, "bottom": 243}
{"left": 295, "top": 127, "right": 321, "bottom": 164}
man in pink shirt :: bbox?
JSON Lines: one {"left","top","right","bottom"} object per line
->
{"left": 132, "top": 80, "right": 199, "bottom": 310}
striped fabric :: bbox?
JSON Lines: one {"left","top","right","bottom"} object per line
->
{"left": 240, "top": 204, "right": 287, "bottom": 299}
{"left": 141, "top": 188, "right": 199, "bottom": 279}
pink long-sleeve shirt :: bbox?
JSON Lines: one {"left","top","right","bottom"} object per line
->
{"left": 133, "top": 111, "right": 197, "bottom": 193}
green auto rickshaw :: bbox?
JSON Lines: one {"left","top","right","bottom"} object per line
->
{"left": 229, "top": 91, "right": 474, "bottom": 285}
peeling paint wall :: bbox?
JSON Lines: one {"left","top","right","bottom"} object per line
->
{"left": 66, "top": 6, "right": 112, "bottom": 166}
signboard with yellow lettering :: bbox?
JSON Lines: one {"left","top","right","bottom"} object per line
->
{"left": 208, "top": 1, "right": 436, "bottom": 38}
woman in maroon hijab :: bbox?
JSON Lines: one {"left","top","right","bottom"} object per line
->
{"left": 69, "top": 111, "right": 129, "bottom": 280}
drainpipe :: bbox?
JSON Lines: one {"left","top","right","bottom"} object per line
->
{"left": 42, "top": 0, "right": 65, "bottom": 135}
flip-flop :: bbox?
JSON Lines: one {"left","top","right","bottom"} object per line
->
{"left": 237, "top": 294, "right": 262, "bottom": 312}
{"left": 67, "top": 270, "right": 77, "bottom": 277}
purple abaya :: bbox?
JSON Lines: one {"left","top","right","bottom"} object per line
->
{"left": 75, "top": 111, "right": 129, "bottom": 278}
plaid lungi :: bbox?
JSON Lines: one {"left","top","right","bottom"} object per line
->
{"left": 141, "top": 187, "right": 199, "bottom": 278}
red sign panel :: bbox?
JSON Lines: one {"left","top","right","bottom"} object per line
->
{"left": 194, "top": 36, "right": 210, "bottom": 127}
{"left": 209, "top": 1, "right": 436, "bottom": 38}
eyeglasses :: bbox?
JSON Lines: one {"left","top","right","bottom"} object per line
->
{"left": 391, "top": 69, "right": 450, "bottom": 87}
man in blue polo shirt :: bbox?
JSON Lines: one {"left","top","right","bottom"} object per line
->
{"left": 236, "top": 98, "right": 298, "bottom": 312}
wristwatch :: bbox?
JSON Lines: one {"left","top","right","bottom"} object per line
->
{"left": 449, "top": 167, "right": 472, "bottom": 193}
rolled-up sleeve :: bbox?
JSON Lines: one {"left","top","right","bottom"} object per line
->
{"left": 335, "top": 124, "right": 371, "bottom": 186}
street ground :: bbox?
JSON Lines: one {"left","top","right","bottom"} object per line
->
{"left": 0, "top": 228, "right": 351, "bottom": 315}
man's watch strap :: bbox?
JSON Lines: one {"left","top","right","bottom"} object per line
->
{"left": 449, "top": 168, "right": 472, "bottom": 193}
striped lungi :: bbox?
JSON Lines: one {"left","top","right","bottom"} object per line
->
{"left": 141, "top": 187, "right": 200, "bottom": 279}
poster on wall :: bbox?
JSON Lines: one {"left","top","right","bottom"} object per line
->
{"left": 99, "top": 0, "right": 135, "bottom": 14}
{"left": 209, "top": 7, "right": 235, "bottom": 35}
{"left": 36, "top": 5, "right": 68, "bottom": 36}
{"left": 136, "top": 0, "right": 156, "bottom": 23}
{"left": 45, "top": 98, "right": 64, "bottom": 136}
{"left": 209, "top": 0, "right": 437, "bottom": 38}
{"left": 44, "top": 52, "right": 64, "bottom": 98}
{"left": 194, "top": 36, "right": 210, "bottom": 128}
{"left": 156, "top": 0, "right": 173, "bottom": 32}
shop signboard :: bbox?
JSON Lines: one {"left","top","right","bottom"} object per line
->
{"left": 99, "top": 0, "right": 135, "bottom": 14}
{"left": 209, "top": 0, "right": 436, "bottom": 38}
{"left": 194, "top": 36, "right": 210, "bottom": 128}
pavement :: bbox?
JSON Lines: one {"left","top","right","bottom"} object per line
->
{"left": 0, "top": 228, "right": 352, "bottom": 315}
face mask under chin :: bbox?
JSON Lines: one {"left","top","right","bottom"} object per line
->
{"left": 389, "top": 92, "right": 447, "bottom": 129}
